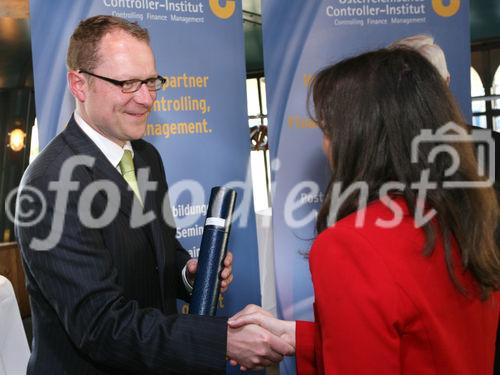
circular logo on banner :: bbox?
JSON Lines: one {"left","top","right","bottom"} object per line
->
{"left": 432, "top": 0, "right": 460, "bottom": 17}
{"left": 209, "top": 0, "right": 236, "bottom": 19}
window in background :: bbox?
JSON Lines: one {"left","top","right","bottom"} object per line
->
{"left": 29, "top": 118, "right": 39, "bottom": 163}
{"left": 491, "top": 65, "right": 500, "bottom": 131}
{"left": 471, "top": 67, "right": 487, "bottom": 128}
{"left": 246, "top": 76, "right": 270, "bottom": 212}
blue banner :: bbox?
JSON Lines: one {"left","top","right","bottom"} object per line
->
{"left": 262, "top": 1, "right": 470, "bottom": 373}
{"left": 30, "top": 1, "right": 260, "bottom": 373}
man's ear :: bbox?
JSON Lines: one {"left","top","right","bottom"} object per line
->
{"left": 67, "top": 70, "right": 87, "bottom": 102}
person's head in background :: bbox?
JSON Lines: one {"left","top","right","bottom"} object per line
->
{"left": 309, "top": 47, "right": 499, "bottom": 298}
{"left": 389, "top": 34, "right": 451, "bottom": 85}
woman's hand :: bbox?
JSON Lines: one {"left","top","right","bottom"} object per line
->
{"left": 228, "top": 304, "right": 296, "bottom": 370}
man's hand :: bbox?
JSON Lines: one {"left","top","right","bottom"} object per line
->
{"left": 228, "top": 304, "right": 296, "bottom": 371}
{"left": 226, "top": 322, "right": 294, "bottom": 371}
{"left": 186, "top": 251, "right": 233, "bottom": 292}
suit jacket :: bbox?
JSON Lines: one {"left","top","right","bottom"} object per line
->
{"left": 15, "top": 117, "right": 227, "bottom": 374}
{"left": 296, "top": 198, "right": 499, "bottom": 375}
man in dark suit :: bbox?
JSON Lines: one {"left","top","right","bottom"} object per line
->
{"left": 15, "top": 15, "right": 292, "bottom": 374}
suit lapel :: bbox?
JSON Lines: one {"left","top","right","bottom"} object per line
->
{"left": 132, "top": 151, "right": 156, "bottom": 217}
{"left": 62, "top": 117, "right": 135, "bottom": 218}
{"left": 62, "top": 117, "right": 168, "bottom": 306}
{"left": 131, "top": 147, "right": 168, "bottom": 305}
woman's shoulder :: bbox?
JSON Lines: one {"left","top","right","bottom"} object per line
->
{"left": 324, "top": 197, "right": 417, "bottom": 236}
{"left": 312, "top": 197, "right": 425, "bottom": 262}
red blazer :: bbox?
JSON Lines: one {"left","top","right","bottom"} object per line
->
{"left": 296, "top": 198, "right": 499, "bottom": 375}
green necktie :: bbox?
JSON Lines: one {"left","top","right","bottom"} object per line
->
{"left": 119, "top": 150, "right": 143, "bottom": 205}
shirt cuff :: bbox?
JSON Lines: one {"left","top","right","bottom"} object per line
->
{"left": 181, "top": 265, "right": 194, "bottom": 294}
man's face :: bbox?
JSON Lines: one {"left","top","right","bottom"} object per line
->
{"left": 81, "top": 29, "right": 157, "bottom": 146}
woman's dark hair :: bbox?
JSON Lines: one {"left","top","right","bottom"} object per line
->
{"left": 310, "top": 47, "right": 500, "bottom": 298}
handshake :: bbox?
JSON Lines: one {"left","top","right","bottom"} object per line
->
{"left": 226, "top": 304, "right": 296, "bottom": 371}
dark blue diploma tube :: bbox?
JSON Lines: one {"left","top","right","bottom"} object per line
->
{"left": 189, "top": 186, "right": 236, "bottom": 316}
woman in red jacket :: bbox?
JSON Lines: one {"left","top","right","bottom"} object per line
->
{"left": 229, "top": 47, "right": 500, "bottom": 374}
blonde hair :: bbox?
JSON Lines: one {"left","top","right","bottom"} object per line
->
{"left": 389, "top": 34, "right": 450, "bottom": 83}
{"left": 67, "top": 15, "right": 150, "bottom": 71}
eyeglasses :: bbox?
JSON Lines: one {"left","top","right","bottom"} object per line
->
{"left": 78, "top": 69, "right": 166, "bottom": 93}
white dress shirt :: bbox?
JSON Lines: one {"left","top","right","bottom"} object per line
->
{"left": 74, "top": 111, "right": 133, "bottom": 171}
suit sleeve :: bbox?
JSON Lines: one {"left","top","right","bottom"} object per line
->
{"left": 16, "top": 175, "right": 226, "bottom": 374}
{"left": 305, "top": 225, "right": 402, "bottom": 374}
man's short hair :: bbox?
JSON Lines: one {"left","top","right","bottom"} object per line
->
{"left": 389, "top": 34, "right": 450, "bottom": 82}
{"left": 66, "top": 15, "right": 150, "bottom": 71}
